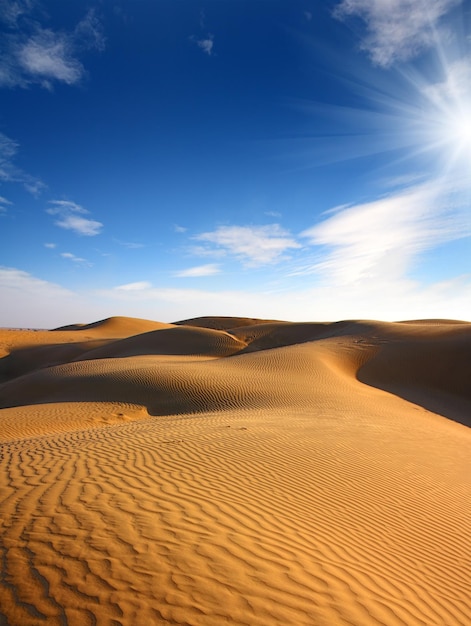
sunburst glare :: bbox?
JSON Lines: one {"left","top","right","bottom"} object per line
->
{"left": 420, "top": 57, "right": 471, "bottom": 174}
{"left": 299, "top": 6, "right": 471, "bottom": 185}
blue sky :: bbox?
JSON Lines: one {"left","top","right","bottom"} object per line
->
{"left": 1, "top": 0, "right": 470, "bottom": 327}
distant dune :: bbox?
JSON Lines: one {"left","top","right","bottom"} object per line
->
{"left": 0, "top": 315, "right": 470, "bottom": 625}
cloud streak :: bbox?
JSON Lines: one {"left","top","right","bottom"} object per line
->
{"left": 114, "top": 281, "right": 152, "bottom": 291}
{"left": 175, "top": 264, "right": 221, "bottom": 278}
{"left": 47, "top": 200, "right": 103, "bottom": 236}
{"left": 0, "top": 195, "right": 12, "bottom": 212}
{"left": 300, "top": 179, "right": 471, "bottom": 284}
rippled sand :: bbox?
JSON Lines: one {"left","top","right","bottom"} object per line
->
{"left": 0, "top": 316, "right": 470, "bottom": 625}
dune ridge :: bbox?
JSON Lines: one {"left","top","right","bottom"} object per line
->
{"left": 0, "top": 315, "right": 470, "bottom": 625}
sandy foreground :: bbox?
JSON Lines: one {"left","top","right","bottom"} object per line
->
{"left": 0, "top": 315, "right": 469, "bottom": 626}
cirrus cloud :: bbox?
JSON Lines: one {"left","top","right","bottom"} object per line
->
{"left": 47, "top": 200, "right": 103, "bottom": 236}
{"left": 300, "top": 179, "right": 471, "bottom": 285}
{"left": 174, "top": 264, "right": 221, "bottom": 278}
{"left": 114, "top": 281, "right": 152, "bottom": 291}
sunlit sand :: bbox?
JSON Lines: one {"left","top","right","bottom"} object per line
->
{"left": 0, "top": 315, "right": 470, "bottom": 625}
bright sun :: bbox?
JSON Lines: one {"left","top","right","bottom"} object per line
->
{"left": 420, "top": 59, "right": 471, "bottom": 172}
{"left": 444, "top": 104, "right": 471, "bottom": 162}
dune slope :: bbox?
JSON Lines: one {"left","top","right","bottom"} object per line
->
{"left": 0, "top": 316, "right": 470, "bottom": 626}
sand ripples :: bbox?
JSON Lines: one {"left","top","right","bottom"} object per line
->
{"left": 0, "top": 316, "right": 470, "bottom": 625}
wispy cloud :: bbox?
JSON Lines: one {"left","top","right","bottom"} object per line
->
{"left": 0, "top": 1, "right": 34, "bottom": 25}
{"left": 0, "top": 265, "right": 75, "bottom": 327}
{"left": 174, "top": 224, "right": 188, "bottom": 233}
{"left": 195, "top": 224, "right": 301, "bottom": 266}
{"left": 333, "top": 0, "right": 461, "bottom": 66}
{"left": 192, "top": 34, "right": 214, "bottom": 56}
{"left": 73, "top": 9, "right": 106, "bottom": 53}
{"left": 60, "top": 252, "right": 91, "bottom": 266}
{"left": 47, "top": 200, "right": 103, "bottom": 236}
{"left": 114, "top": 239, "right": 145, "bottom": 249}
{"left": 0, "top": 131, "right": 45, "bottom": 194}
{"left": 0, "top": 266, "right": 72, "bottom": 295}
{"left": 300, "top": 180, "right": 471, "bottom": 284}
{"left": 114, "top": 281, "right": 152, "bottom": 291}
{"left": 0, "top": 1, "right": 32, "bottom": 27}
{"left": 44, "top": 242, "right": 56, "bottom": 248}
{"left": 0, "top": 195, "right": 12, "bottom": 212}
{"left": 0, "top": 7, "right": 104, "bottom": 89}
{"left": 174, "top": 264, "right": 221, "bottom": 278}
{"left": 16, "top": 29, "right": 84, "bottom": 87}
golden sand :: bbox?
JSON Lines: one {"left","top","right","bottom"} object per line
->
{"left": 0, "top": 316, "right": 470, "bottom": 625}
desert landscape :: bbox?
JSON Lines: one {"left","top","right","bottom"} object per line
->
{"left": 0, "top": 314, "right": 470, "bottom": 626}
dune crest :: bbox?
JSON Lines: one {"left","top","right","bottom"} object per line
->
{"left": 52, "top": 315, "right": 174, "bottom": 336}
{"left": 0, "top": 316, "right": 470, "bottom": 625}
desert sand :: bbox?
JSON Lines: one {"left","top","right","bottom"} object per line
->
{"left": 0, "top": 315, "right": 470, "bottom": 626}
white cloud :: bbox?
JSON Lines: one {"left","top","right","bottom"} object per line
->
{"left": 60, "top": 252, "right": 91, "bottom": 266}
{"left": 47, "top": 200, "right": 103, "bottom": 236}
{"left": 0, "top": 8, "right": 104, "bottom": 89}
{"left": 44, "top": 242, "right": 56, "bottom": 248}
{"left": 193, "top": 35, "right": 214, "bottom": 56}
{"left": 17, "top": 29, "right": 83, "bottom": 86}
{"left": 195, "top": 224, "right": 301, "bottom": 266}
{"left": 187, "top": 244, "right": 227, "bottom": 259}
{"left": 333, "top": 0, "right": 461, "bottom": 66}
{"left": 175, "top": 264, "right": 221, "bottom": 278}
{"left": 114, "top": 281, "right": 152, "bottom": 291}
{"left": 300, "top": 180, "right": 471, "bottom": 285}
{"left": 0, "top": 266, "right": 71, "bottom": 295}
{"left": 174, "top": 224, "right": 188, "bottom": 233}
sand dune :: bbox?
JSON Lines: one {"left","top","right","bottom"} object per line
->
{"left": 52, "top": 315, "right": 173, "bottom": 336}
{"left": 0, "top": 316, "right": 470, "bottom": 625}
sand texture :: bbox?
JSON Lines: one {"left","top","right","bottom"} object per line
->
{"left": 0, "top": 316, "right": 470, "bottom": 625}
